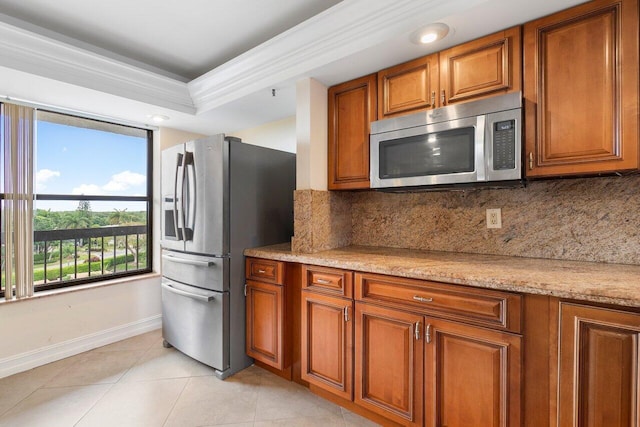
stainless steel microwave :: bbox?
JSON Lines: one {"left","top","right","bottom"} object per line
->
{"left": 370, "top": 92, "right": 522, "bottom": 190}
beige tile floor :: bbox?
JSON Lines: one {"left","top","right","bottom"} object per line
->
{"left": 0, "top": 329, "right": 381, "bottom": 427}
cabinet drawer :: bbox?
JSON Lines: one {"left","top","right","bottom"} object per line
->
{"left": 355, "top": 272, "right": 521, "bottom": 333}
{"left": 302, "top": 265, "right": 353, "bottom": 298}
{"left": 245, "top": 258, "right": 285, "bottom": 285}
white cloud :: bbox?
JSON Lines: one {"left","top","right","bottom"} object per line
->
{"left": 35, "top": 169, "right": 60, "bottom": 189}
{"left": 102, "top": 171, "right": 146, "bottom": 192}
{"left": 72, "top": 184, "right": 102, "bottom": 195}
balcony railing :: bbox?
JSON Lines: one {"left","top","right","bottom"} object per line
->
{"left": 1, "top": 225, "right": 149, "bottom": 293}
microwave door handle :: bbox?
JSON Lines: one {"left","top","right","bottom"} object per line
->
{"left": 173, "top": 153, "right": 184, "bottom": 240}
{"left": 476, "top": 115, "right": 487, "bottom": 181}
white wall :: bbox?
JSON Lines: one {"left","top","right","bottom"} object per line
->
{"left": 158, "top": 127, "right": 206, "bottom": 150}
{"left": 0, "top": 276, "right": 161, "bottom": 378}
{"left": 295, "top": 78, "right": 328, "bottom": 190}
{"left": 232, "top": 116, "right": 296, "bottom": 153}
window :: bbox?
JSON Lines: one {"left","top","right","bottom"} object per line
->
{"left": 1, "top": 106, "right": 153, "bottom": 298}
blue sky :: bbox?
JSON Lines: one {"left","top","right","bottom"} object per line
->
{"left": 35, "top": 120, "right": 148, "bottom": 212}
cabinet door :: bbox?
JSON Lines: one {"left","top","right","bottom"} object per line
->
{"left": 328, "top": 74, "right": 376, "bottom": 190}
{"left": 558, "top": 303, "right": 640, "bottom": 427}
{"left": 355, "top": 302, "right": 423, "bottom": 427}
{"left": 378, "top": 54, "right": 439, "bottom": 118}
{"left": 424, "top": 318, "right": 522, "bottom": 427}
{"left": 524, "top": 0, "right": 639, "bottom": 177}
{"left": 301, "top": 291, "right": 353, "bottom": 400}
{"left": 439, "top": 26, "right": 521, "bottom": 106}
{"left": 245, "top": 280, "right": 284, "bottom": 369}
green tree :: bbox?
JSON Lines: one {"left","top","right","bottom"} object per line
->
{"left": 34, "top": 209, "right": 56, "bottom": 231}
{"left": 77, "top": 200, "right": 91, "bottom": 213}
{"left": 108, "top": 208, "right": 132, "bottom": 225}
{"left": 63, "top": 212, "right": 91, "bottom": 229}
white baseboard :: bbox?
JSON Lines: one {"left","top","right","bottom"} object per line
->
{"left": 0, "top": 314, "right": 162, "bottom": 379}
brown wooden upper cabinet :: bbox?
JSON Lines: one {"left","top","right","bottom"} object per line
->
{"left": 328, "top": 74, "right": 376, "bottom": 190}
{"left": 523, "top": 0, "right": 639, "bottom": 177}
{"left": 439, "top": 26, "right": 521, "bottom": 106}
{"left": 377, "top": 53, "right": 439, "bottom": 119}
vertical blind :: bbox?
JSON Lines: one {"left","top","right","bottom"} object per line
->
{"left": 2, "top": 103, "right": 35, "bottom": 299}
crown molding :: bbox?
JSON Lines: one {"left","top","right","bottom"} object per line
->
{"left": 188, "top": 0, "right": 484, "bottom": 113}
{"left": 0, "top": 19, "right": 195, "bottom": 114}
{"left": 0, "top": 0, "right": 486, "bottom": 118}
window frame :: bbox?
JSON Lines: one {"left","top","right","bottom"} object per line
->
{"left": 1, "top": 107, "right": 154, "bottom": 297}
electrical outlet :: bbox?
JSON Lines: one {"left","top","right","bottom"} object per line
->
{"left": 486, "top": 208, "right": 502, "bottom": 229}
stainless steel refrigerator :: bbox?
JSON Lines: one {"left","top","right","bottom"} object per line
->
{"left": 160, "top": 134, "right": 295, "bottom": 379}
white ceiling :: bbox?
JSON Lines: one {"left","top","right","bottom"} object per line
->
{"left": 0, "top": 0, "right": 587, "bottom": 136}
{"left": 0, "top": 0, "right": 343, "bottom": 80}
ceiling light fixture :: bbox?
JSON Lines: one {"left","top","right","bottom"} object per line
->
{"left": 147, "top": 114, "right": 170, "bottom": 123}
{"left": 411, "top": 23, "right": 450, "bottom": 45}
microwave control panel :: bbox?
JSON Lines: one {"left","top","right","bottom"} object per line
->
{"left": 492, "top": 120, "right": 516, "bottom": 170}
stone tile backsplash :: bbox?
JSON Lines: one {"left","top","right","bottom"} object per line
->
{"left": 293, "top": 175, "right": 640, "bottom": 264}
{"left": 292, "top": 189, "right": 352, "bottom": 253}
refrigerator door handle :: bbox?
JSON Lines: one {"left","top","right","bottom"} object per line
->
{"left": 184, "top": 151, "right": 196, "bottom": 238}
{"left": 180, "top": 152, "right": 189, "bottom": 241}
{"left": 173, "top": 153, "right": 184, "bottom": 240}
{"left": 181, "top": 151, "right": 195, "bottom": 241}
{"left": 161, "top": 281, "right": 215, "bottom": 302}
{"left": 162, "top": 253, "right": 215, "bottom": 267}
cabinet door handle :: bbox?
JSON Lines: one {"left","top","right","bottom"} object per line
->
{"left": 316, "top": 278, "right": 332, "bottom": 285}
{"left": 441, "top": 90, "right": 446, "bottom": 105}
{"left": 528, "top": 152, "right": 534, "bottom": 170}
{"left": 425, "top": 324, "right": 432, "bottom": 344}
{"left": 413, "top": 295, "right": 433, "bottom": 303}
{"left": 244, "top": 284, "right": 247, "bottom": 297}
{"left": 431, "top": 91, "right": 436, "bottom": 106}
{"left": 415, "top": 321, "right": 421, "bottom": 340}
{"left": 344, "top": 306, "right": 350, "bottom": 322}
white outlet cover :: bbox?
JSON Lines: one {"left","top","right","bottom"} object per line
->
{"left": 486, "top": 208, "right": 502, "bottom": 229}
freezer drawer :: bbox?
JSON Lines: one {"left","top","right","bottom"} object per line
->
{"left": 161, "top": 278, "right": 229, "bottom": 372}
{"left": 161, "top": 250, "right": 228, "bottom": 291}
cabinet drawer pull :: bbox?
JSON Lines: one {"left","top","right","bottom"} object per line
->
{"left": 315, "top": 278, "right": 332, "bottom": 285}
{"left": 413, "top": 295, "right": 433, "bottom": 303}
{"left": 257, "top": 269, "right": 267, "bottom": 274}
{"left": 426, "top": 324, "right": 432, "bottom": 344}
{"left": 415, "top": 321, "right": 421, "bottom": 340}
{"left": 344, "top": 306, "right": 350, "bottom": 322}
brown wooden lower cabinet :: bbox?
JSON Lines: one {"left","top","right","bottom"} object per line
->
{"left": 247, "top": 258, "right": 640, "bottom": 427}
{"left": 558, "top": 303, "right": 640, "bottom": 427}
{"left": 301, "top": 290, "right": 354, "bottom": 400}
{"left": 354, "top": 302, "right": 521, "bottom": 427}
{"left": 245, "top": 280, "right": 284, "bottom": 370}
{"left": 425, "top": 318, "right": 522, "bottom": 427}
{"left": 354, "top": 302, "right": 424, "bottom": 427}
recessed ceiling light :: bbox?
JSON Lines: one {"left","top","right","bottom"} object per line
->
{"left": 147, "top": 114, "right": 170, "bottom": 123}
{"left": 411, "top": 23, "right": 450, "bottom": 45}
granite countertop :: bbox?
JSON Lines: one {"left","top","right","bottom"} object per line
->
{"left": 244, "top": 243, "right": 640, "bottom": 308}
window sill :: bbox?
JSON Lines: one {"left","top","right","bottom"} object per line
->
{"left": 0, "top": 272, "right": 161, "bottom": 305}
